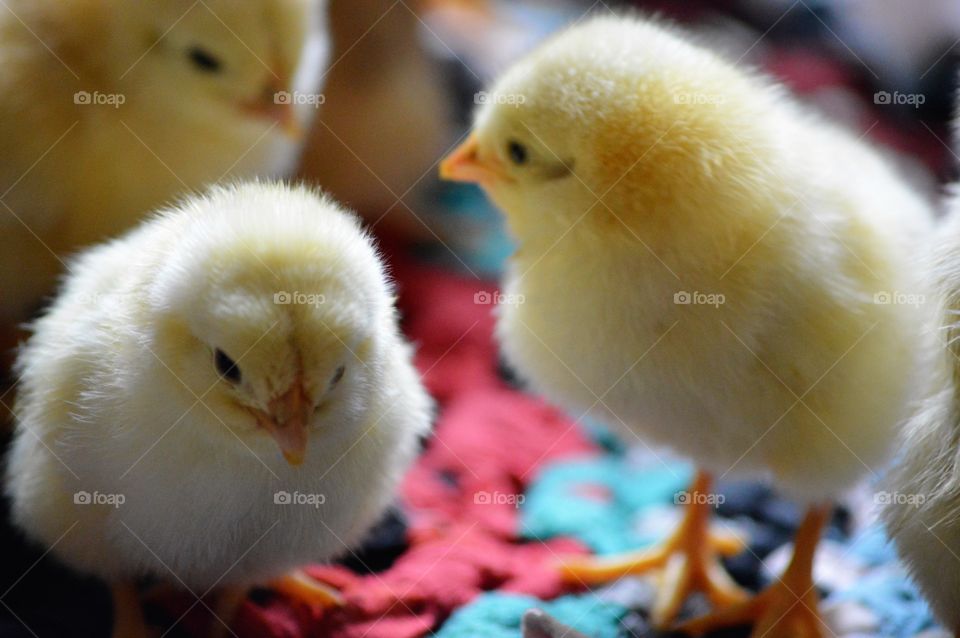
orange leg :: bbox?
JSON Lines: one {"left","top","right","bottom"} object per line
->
{"left": 677, "top": 504, "right": 832, "bottom": 638}
{"left": 205, "top": 585, "right": 249, "bottom": 638}
{"left": 558, "top": 471, "right": 749, "bottom": 627}
{"left": 111, "top": 584, "right": 149, "bottom": 638}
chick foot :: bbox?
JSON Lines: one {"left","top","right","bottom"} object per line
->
{"left": 111, "top": 584, "right": 149, "bottom": 638}
{"left": 269, "top": 568, "right": 345, "bottom": 608}
{"left": 210, "top": 570, "right": 345, "bottom": 638}
{"left": 676, "top": 504, "right": 831, "bottom": 638}
{"left": 558, "top": 471, "right": 748, "bottom": 627}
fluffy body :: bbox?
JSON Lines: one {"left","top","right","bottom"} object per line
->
{"left": 474, "top": 16, "right": 933, "bottom": 500}
{"left": 0, "top": 0, "right": 329, "bottom": 323}
{"left": 5, "top": 182, "right": 432, "bottom": 589}
{"left": 883, "top": 200, "right": 960, "bottom": 631}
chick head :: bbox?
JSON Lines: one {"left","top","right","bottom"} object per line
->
{"left": 144, "top": 182, "right": 391, "bottom": 467}
{"left": 440, "top": 15, "right": 777, "bottom": 242}
{"left": 110, "top": 0, "right": 325, "bottom": 139}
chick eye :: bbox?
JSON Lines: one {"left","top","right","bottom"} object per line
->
{"left": 329, "top": 365, "right": 346, "bottom": 388}
{"left": 507, "top": 140, "right": 528, "bottom": 165}
{"left": 187, "top": 46, "right": 223, "bottom": 73}
{"left": 214, "top": 349, "right": 241, "bottom": 383}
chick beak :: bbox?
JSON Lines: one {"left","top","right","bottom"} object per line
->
{"left": 240, "top": 77, "right": 303, "bottom": 141}
{"left": 440, "top": 133, "right": 506, "bottom": 186}
{"left": 258, "top": 381, "right": 311, "bottom": 466}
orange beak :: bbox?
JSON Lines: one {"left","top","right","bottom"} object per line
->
{"left": 439, "top": 133, "right": 508, "bottom": 186}
{"left": 272, "top": 102, "right": 303, "bottom": 140}
{"left": 257, "top": 380, "right": 311, "bottom": 466}
{"left": 241, "top": 77, "right": 303, "bottom": 141}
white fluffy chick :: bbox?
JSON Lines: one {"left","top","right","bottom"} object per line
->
{"left": 441, "top": 15, "right": 933, "bottom": 637}
{"left": 4, "top": 182, "right": 432, "bottom": 637}
{"left": 883, "top": 201, "right": 960, "bottom": 633}
{"left": 0, "top": 0, "right": 329, "bottom": 329}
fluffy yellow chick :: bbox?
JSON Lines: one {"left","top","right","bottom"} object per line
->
{"left": 883, "top": 205, "right": 960, "bottom": 633}
{"left": 441, "top": 15, "right": 932, "bottom": 637}
{"left": 0, "top": 0, "right": 329, "bottom": 331}
{"left": 4, "top": 182, "right": 432, "bottom": 637}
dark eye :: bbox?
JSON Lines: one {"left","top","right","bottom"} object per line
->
{"left": 507, "top": 140, "right": 528, "bottom": 165}
{"left": 188, "top": 47, "right": 223, "bottom": 73}
{"left": 329, "top": 365, "right": 346, "bottom": 388}
{"left": 214, "top": 349, "right": 241, "bottom": 383}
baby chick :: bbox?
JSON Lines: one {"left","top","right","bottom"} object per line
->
{"left": 0, "top": 0, "right": 328, "bottom": 331}
{"left": 883, "top": 206, "right": 960, "bottom": 633}
{"left": 441, "top": 15, "right": 932, "bottom": 637}
{"left": 4, "top": 182, "right": 432, "bottom": 637}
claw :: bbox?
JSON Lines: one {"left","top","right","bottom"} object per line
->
{"left": 676, "top": 505, "right": 832, "bottom": 638}
{"left": 270, "top": 568, "right": 345, "bottom": 608}
{"left": 557, "top": 471, "right": 749, "bottom": 628}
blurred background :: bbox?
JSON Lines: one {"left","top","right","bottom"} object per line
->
{"left": 2, "top": 0, "right": 959, "bottom": 636}
{"left": 2, "top": 0, "right": 958, "bottom": 372}
{"left": 307, "top": 0, "right": 958, "bottom": 279}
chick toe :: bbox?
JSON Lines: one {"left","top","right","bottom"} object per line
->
{"left": 208, "top": 571, "right": 344, "bottom": 638}
{"left": 676, "top": 505, "right": 830, "bottom": 638}
{"left": 270, "top": 568, "right": 345, "bottom": 609}
{"left": 558, "top": 472, "right": 748, "bottom": 627}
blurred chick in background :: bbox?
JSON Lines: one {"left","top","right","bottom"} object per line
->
{"left": 299, "top": 0, "right": 453, "bottom": 241}
{"left": 0, "top": 0, "right": 328, "bottom": 346}
{"left": 4, "top": 182, "right": 432, "bottom": 637}
{"left": 883, "top": 200, "right": 960, "bottom": 634}
{"left": 442, "top": 15, "right": 933, "bottom": 637}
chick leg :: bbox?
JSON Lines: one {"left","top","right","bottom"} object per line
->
{"left": 558, "top": 471, "right": 748, "bottom": 627}
{"left": 111, "top": 583, "right": 149, "bottom": 638}
{"left": 209, "top": 586, "right": 249, "bottom": 638}
{"left": 676, "top": 504, "right": 831, "bottom": 638}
